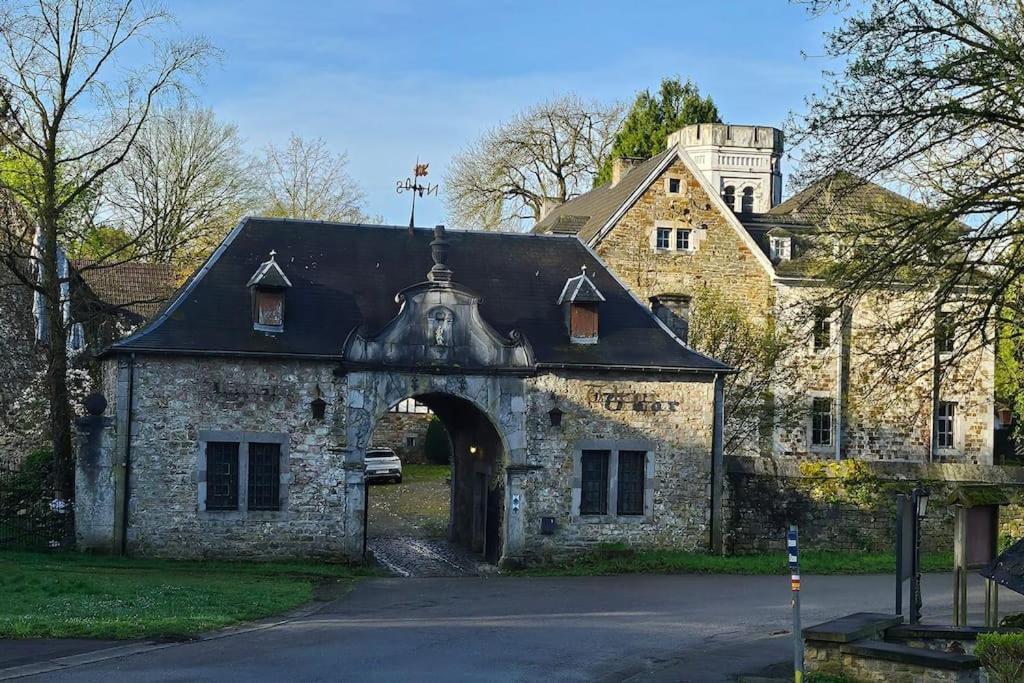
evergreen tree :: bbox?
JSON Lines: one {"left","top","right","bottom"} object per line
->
{"left": 594, "top": 78, "right": 720, "bottom": 186}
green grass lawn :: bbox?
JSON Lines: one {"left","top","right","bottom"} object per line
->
{"left": 401, "top": 464, "right": 450, "bottom": 483}
{"left": 0, "top": 551, "right": 378, "bottom": 639}
{"left": 512, "top": 546, "right": 953, "bottom": 577}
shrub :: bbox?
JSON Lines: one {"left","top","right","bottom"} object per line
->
{"left": 0, "top": 449, "right": 53, "bottom": 517}
{"left": 424, "top": 417, "right": 452, "bottom": 465}
{"left": 975, "top": 632, "right": 1024, "bottom": 683}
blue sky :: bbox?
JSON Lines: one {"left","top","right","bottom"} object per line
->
{"left": 173, "top": 1, "right": 837, "bottom": 227}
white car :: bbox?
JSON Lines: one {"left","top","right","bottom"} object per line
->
{"left": 365, "top": 447, "right": 403, "bottom": 484}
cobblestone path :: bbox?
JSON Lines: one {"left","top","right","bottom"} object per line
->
{"left": 367, "top": 536, "right": 497, "bottom": 577}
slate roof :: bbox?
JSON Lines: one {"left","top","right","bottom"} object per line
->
{"left": 108, "top": 218, "right": 730, "bottom": 373}
{"left": 768, "top": 171, "right": 923, "bottom": 224}
{"left": 73, "top": 260, "right": 179, "bottom": 319}
{"left": 532, "top": 149, "right": 674, "bottom": 242}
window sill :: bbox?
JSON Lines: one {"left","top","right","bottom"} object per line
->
{"left": 197, "top": 509, "right": 287, "bottom": 521}
{"left": 254, "top": 323, "right": 284, "bottom": 333}
{"left": 574, "top": 513, "right": 652, "bottom": 524}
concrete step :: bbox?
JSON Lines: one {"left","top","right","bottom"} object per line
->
{"left": 802, "top": 612, "right": 903, "bottom": 643}
{"left": 840, "top": 640, "right": 979, "bottom": 671}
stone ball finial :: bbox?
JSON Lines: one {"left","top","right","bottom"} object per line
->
{"left": 84, "top": 392, "right": 107, "bottom": 416}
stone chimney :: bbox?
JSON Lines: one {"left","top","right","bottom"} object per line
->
{"left": 539, "top": 197, "right": 563, "bottom": 221}
{"left": 611, "top": 156, "right": 645, "bottom": 187}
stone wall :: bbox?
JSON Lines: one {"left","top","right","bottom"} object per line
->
{"left": 725, "top": 456, "right": 1024, "bottom": 554}
{"left": 522, "top": 371, "right": 717, "bottom": 561}
{"left": 370, "top": 411, "right": 432, "bottom": 464}
{"left": 114, "top": 356, "right": 348, "bottom": 558}
{"left": 79, "top": 354, "right": 721, "bottom": 562}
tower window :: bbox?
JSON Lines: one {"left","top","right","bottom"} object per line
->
{"left": 722, "top": 185, "right": 736, "bottom": 211}
{"left": 741, "top": 187, "right": 754, "bottom": 213}
{"left": 811, "top": 397, "right": 834, "bottom": 447}
{"left": 937, "top": 401, "right": 956, "bottom": 449}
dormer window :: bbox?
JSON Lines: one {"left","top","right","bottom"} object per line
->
{"left": 557, "top": 265, "right": 606, "bottom": 345}
{"left": 247, "top": 249, "right": 292, "bottom": 333}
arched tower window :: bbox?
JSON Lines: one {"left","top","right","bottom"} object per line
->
{"left": 722, "top": 185, "right": 735, "bottom": 211}
{"left": 741, "top": 187, "right": 755, "bottom": 214}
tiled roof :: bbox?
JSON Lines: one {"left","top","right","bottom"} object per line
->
{"left": 532, "top": 149, "right": 674, "bottom": 242}
{"left": 73, "top": 261, "right": 179, "bottom": 319}
{"left": 109, "top": 218, "right": 731, "bottom": 373}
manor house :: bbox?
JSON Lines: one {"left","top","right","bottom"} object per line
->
{"left": 535, "top": 123, "right": 994, "bottom": 464}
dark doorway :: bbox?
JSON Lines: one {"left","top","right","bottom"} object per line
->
{"left": 366, "top": 392, "right": 506, "bottom": 573}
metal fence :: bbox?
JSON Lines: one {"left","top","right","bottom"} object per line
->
{"left": 0, "top": 460, "right": 74, "bottom": 551}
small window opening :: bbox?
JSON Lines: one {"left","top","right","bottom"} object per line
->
{"left": 676, "top": 229, "right": 691, "bottom": 251}
{"left": 741, "top": 187, "right": 754, "bottom": 213}
{"left": 812, "top": 309, "right": 831, "bottom": 351}
{"left": 668, "top": 178, "right": 681, "bottom": 194}
{"left": 722, "top": 185, "right": 736, "bottom": 211}
{"left": 937, "top": 401, "right": 956, "bottom": 449}
{"left": 811, "top": 397, "right": 833, "bottom": 447}
{"left": 936, "top": 312, "right": 955, "bottom": 354}
{"left": 656, "top": 227, "right": 671, "bottom": 250}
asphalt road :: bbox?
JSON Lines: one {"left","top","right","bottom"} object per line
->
{"left": 15, "top": 573, "right": 1023, "bottom": 683}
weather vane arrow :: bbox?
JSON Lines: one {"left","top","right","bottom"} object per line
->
{"left": 396, "top": 158, "right": 439, "bottom": 233}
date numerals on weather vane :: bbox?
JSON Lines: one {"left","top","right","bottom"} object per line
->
{"left": 397, "top": 161, "right": 438, "bottom": 229}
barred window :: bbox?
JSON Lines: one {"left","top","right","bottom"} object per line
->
{"left": 811, "top": 397, "right": 833, "bottom": 447}
{"left": 938, "top": 402, "right": 956, "bottom": 449}
{"left": 206, "top": 442, "right": 239, "bottom": 510}
{"left": 248, "top": 442, "right": 281, "bottom": 511}
{"left": 580, "top": 450, "right": 609, "bottom": 515}
{"left": 616, "top": 451, "right": 646, "bottom": 516}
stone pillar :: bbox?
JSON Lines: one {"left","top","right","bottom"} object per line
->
{"left": 74, "top": 393, "right": 117, "bottom": 552}
{"left": 502, "top": 467, "right": 528, "bottom": 567}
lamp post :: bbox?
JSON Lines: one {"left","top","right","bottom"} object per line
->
{"left": 910, "top": 485, "right": 931, "bottom": 624}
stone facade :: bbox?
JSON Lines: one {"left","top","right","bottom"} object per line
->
{"left": 371, "top": 410, "right": 432, "bottom": 463}
{"left": 584, "top": 144, "right": 994, "bottom": 464}
{"left": 593, "top": 156, "right": 776, "bottom": 321}
{"left": 80, "top": 355, "right": 720, "bottom": 562}
{"left": 804, "top": 641, "right": 980, "bottom": 683}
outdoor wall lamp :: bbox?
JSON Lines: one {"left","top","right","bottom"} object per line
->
{"left": 469, "top": 445, "right": 479, "bottom": 455}
{"left": 548, "top": 407, "right": 563, "bottom": 428}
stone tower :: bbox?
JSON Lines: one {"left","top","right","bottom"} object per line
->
{"left": 668, "top": 123, "right": 784, "bottom": 214}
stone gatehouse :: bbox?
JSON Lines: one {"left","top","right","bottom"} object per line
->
{"left": 76, "top": 219, "right": 730, "bottom": 564}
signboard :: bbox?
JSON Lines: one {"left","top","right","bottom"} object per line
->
{"left": 966, "top": 505, "right": 999, "bottom": 570}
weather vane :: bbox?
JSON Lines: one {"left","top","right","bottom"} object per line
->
{"left": 396, "top": 158, "right": 438, "bottom": 232}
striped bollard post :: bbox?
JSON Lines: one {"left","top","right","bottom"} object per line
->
{"left": 789, "top": 525, "right": 805, "bottom": 683}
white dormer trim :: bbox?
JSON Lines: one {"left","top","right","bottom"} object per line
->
{"left": 556, "top": 269, "right": 606, "bottom": 304}
{"left": 247, "top": 256, "right": 293, "bottom": 288}
{"left": 586, "top": 145, "right": 777, "bottom": 278}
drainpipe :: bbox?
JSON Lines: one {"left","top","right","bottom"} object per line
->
{"left": 930, "top": 303, "right": 942, "bottom": 462}
{"left": 835, "top": 306, "right": 851, "bottom": 461}
{"left": 710, "top": 373, "right": 725, "bottom": 555}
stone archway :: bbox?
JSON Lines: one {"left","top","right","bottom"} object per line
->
{"left": 339, "top": 370, "right": 528, "bottom": 565}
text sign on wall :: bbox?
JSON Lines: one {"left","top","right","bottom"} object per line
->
{"left": 210, "top": 381, "right": 294, "bottom": 401}
{"left": 590, "top": 391, "right": 680, "bottom": 413}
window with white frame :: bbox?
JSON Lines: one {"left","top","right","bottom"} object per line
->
{"left": 655, "top": 227, "right": 672, "bottom": 250}
{"left": 811, "top": 397, "right": 833, "bottom": 447}
{"left": 675, "top": 229, "right": 691, "bottom": 251}
{"left": 199, "top": 431, "right": 289, "bottom": 515}
{"left": 769, "top": 235, "right": 792, "bottom": 262}
{"left": 573, "top": 441, "right": 654, "bottom": 520}
{"left": 937, "top": 401, "right": 956, "bottom": 449}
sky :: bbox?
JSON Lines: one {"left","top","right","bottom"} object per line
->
{"left": 172, "top": 0, "right": 839, "bottom": 228}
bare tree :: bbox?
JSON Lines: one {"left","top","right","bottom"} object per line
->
{"left": 105, "top": 102, "right": 253, "bottom": 268}
{"left": 446, "top": 95, "right": 625, "bottom": 231}
{"left": 790, "top": 0, "right": 1024, "bottom": 375}
{"left": 0, "top": 0, "right": 213, "bottom": 498}
{"left": 256, "top": 134, "right": 366, "bottom": 223}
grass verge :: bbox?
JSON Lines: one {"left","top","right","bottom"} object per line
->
{"left": 511, "top": 546, "right": 953, "bottom": 577}
{"left": 401, "top": 464, "right": 450, "bottom": 483}
{"left": 0, "top": 551, "right": 379, "bottom": 639}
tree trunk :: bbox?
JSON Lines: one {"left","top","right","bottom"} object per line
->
{"left": 40, "top": 161, "right": 74, "bottom": 501}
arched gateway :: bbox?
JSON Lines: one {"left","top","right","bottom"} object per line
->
{"left": 76, "top": 219, "right": 730, "bottom": 567}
